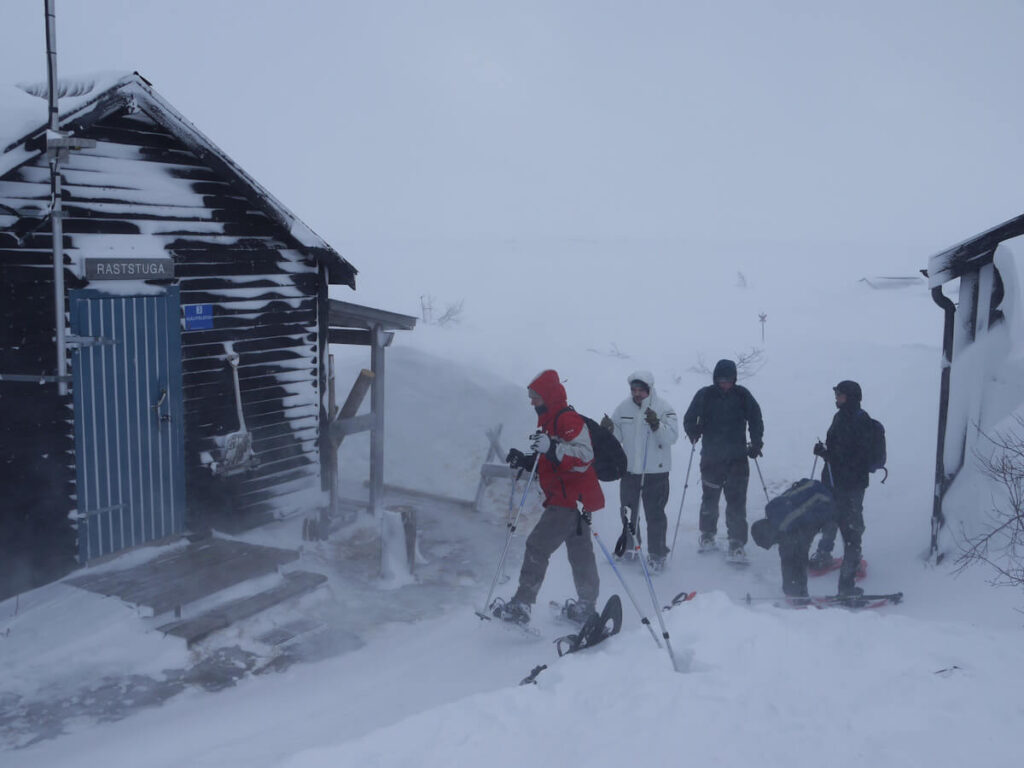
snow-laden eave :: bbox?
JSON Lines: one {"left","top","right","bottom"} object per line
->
{"left": 0, "top": 70, "right": 136, "bottom": 176}
{"left": 0, "top": 71, "right": 357, "bottom": 288}
{"left": 927, "top": 210, "right": 1024, "bottom": 289}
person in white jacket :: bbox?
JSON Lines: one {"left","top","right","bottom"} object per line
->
{"left": 601, "top": 371, "right": 679, "bottom": 570}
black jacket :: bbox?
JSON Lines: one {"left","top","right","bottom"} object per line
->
{"left": 683, "top": 384, "right": 764, "bottom": 462}
{"left": 822, "top": 404, "right": 873, "bottom": 490}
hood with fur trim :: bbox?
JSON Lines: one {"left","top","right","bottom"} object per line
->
{"left": 528, "top": 369, "right": 568, "bottom": 413}
{"left": 627, "top": 370, "right": 655, "bottom": 390}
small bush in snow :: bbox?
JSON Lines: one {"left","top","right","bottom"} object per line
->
{"left": 954, "top": 416, "right": 1024, "bottom": 589}
{"left": 688, "top": 347, "right": 765, "bottom": 379}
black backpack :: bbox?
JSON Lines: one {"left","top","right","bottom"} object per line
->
{"left": 763, "top": 478, "right": 836, "bottom": 532}
{"left": 554, "top": 407, "right": 628, "bottom": 482}
{"left": 866, "top": 416, "right": 887, "bottom": 482}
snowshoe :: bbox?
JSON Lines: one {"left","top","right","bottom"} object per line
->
{"left": 489, "top": 597, "right": 531, "bottom": 625}
{"left": 555, "top": 595, "right": 623, "bottom": 656}
{"left": 550, "top": 597, "right": 597, "bottom": 626}
{"left": 698, "top": 534, "right": 718, "bottom": 554}
{"left": 647, "top": 554, "right": 667, "bottom": 574}
{"left": 725, "top": 543, "right": 749, "bottom": 565}
{"left": 769, "top": 592, "right": 902, "bottom": 610}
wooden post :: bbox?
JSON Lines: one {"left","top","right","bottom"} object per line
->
{"left": 327, "top": 354, "right": 337, "bottom": 520}
{"left": 308, "top": 367, "right": 375, "bottom": 540}
{"left": 369, "top": 324, "right": 385, "bottom": 515}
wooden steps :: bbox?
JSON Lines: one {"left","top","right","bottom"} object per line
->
{"left": 67, "top": 538, "right": 300, "bottom": 616}
{"left": 157, "top": 570, "right": 327, "bottom": 647}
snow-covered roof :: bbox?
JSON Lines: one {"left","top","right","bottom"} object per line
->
{"left": 0, "top": 71, "right": 355, "bottom": 287}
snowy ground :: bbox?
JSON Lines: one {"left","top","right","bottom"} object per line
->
{"left": 3, "top": 240, "right": 1024, "bottom": 767}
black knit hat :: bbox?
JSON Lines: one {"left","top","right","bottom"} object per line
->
{"left": 833, "top": 380, "right": 862, "bottom": 403}
{"left": 750, "top": 518, "right": 778, "bottom": 549}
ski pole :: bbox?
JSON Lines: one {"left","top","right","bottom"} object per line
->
{"left": 592, "top": 526, "right": 662, "bottom": 648}
{"left": 476, "top": 456, "right": 539, "bottom": 620}
{"left": 628, "top": 514, "right": 691, "bottom": 673}
{"left": 810, "top": 455, "right": 818, "bottom": 479}
{"left": 669, "top": 443, "right": 696, "bottom": 560}
{"left": 499, "top": 466, "right": 525, "bottom": 582}
{"left": 753, "top": 456, "right": 770, "bottom": 502}
{"left": 508, "top": 466, "right": 524, "bottom": 521}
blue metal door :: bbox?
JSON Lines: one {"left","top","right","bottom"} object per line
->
{"left": 70, "top": 287, "right": 185, "bottom": 561}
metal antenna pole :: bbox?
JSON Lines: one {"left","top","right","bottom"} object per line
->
{"left": 44, "top": 0, "right": 67, "bottom": 395}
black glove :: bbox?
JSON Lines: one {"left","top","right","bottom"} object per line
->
{"left": 644, "top": 408, "right": 660, "bottom": 431}
{"left": 813, "top": 442, "right": 828, "bottom": 459}
{"left": 600, "top": 414, "right": 614, "bottom": 432}
{"left": 747, "top": 442, "right": 763, "bottom": 459}
{"left": 506, "top": 448, "right": 535, "bottom": 471}
{"left": 687, "top": 432, "right": 700, "bottom": 445}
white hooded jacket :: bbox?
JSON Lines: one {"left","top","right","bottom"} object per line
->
{"left": 610, "top": 370, "right": 680, "bottom": 474}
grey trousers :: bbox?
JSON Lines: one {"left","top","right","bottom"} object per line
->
{"left": 620, "top": 472, "right": 671, "bottom": 558}
{"left": 513, "top": 505, "right": 599, "bottom": 606}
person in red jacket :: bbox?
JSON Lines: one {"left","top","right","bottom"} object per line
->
{"left": 492, "top": 369, "right": 605, "bottom": 626}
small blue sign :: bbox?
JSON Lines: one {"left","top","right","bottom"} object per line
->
{"left": 184, "top": 304, "right": 214, "bottom": 330}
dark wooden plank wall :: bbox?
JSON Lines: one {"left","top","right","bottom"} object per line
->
{"left": 0, "top": 108, "right": 325, "bottom": 583}
{"left": 0, "top": 157, "right": 78, "bottom": 599}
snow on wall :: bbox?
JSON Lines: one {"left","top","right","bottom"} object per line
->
{"left": 939, "top": 240, "right": 1024, "bottom": 550}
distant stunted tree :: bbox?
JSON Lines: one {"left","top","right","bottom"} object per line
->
{"left": 953, "top": 416, "right": 1024, "bottom": 589}
{"left": 689, "top": 348, "right": 766, "bottom": 380}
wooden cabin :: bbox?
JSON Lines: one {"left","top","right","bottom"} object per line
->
{"left": 0, "top": 72, "right": 410, "bottom": 599}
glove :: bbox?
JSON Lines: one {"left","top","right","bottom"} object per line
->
{"left": 600, "top": 414, "right": 614, "bottom": 432}
{"left": 644, "top": 408, "right": 660, "bottom": 431}
{"left": 506, "top": 448, "right": 533, "bottom": 470}
{"left": 530, "top": 432, "right": 551, "bottom": 454}
{"left": 747, "top": 442, "right": 763, "bottom": 459}
{"left": 687, "top": 432, "right": 701, "bottom": 445}
{"left": 813, "top": 441, "right": 828, "bottom": 459}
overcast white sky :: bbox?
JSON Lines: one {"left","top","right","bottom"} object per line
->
{"left": 2, "top": 0, "right": 1023, "bottom": 252}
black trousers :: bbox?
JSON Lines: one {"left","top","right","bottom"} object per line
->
{"left": 619, "top": 472, "right": 671, "bottom": 558}
{"left": 699, "top": 456, "right": 750, "bottom": 545}
{"left": 777, "top": 526, "right": 817, "bottom": 597}
{"left": 834, "top": 486, "right": 865, "bottom": 593}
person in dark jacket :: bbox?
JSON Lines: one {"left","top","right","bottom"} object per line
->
{"left": 683, "top": 359, "right": 764, "bottom": 560}
{"left": 494, "top": 369, "right": 605, "bottom": 626}
{"left": 812, "top": 380, "right": 873, "bottom": 597}
{"left": 751, "top": 479, "right": 837, "bottom": 599}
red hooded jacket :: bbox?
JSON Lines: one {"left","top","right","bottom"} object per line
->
{"left": 528, "top": 370, "right": 605, "bottom": 513}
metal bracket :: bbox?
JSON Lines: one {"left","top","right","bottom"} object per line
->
{"left": 65, "top": 334, "right": 118, "bottom": 348}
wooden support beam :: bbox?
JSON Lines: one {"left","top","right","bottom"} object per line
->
{"left": 328, "top": 369, "right": 374, "bottom": 448}
{"left": 330, "top": 412, "right": 374, "bottom": 442}
{"left": 328, "top": 329, "right": 395, "bottom": 346}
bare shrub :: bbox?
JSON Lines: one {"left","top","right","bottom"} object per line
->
{"left": 953, "top": 416, "right": 1024, "bottom": 589}
{"left": 420, "top": 294, "right": 465, "bottom": 326}
{"left": 688, "top": 347, "right": 766, "bottom": 379}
